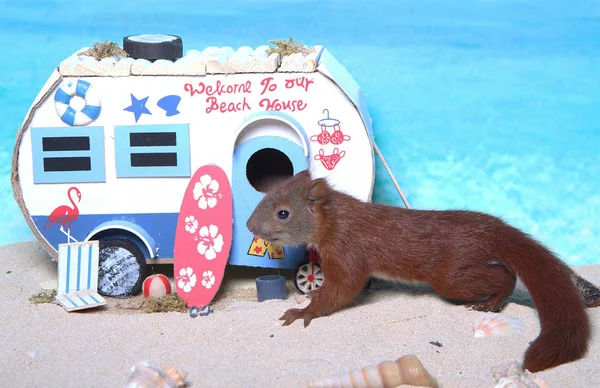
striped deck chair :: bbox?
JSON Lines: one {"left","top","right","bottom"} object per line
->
{"left": 55, "top": 240, "right": 107, "bottom": 312}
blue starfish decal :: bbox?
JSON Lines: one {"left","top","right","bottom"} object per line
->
{"left": 124, "top": 94, "right": 152, "bottom": 122}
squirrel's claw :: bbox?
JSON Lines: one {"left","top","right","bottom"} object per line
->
{"left": 280, "top": 308, "right": 312, "bottom": 327}
{"left": 279, "top": 308, "right": 303, "bottom": 326}
{"left": 303, "top": 314, "right": 314, "bottom": 327}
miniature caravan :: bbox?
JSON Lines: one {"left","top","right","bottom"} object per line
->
{"left": 12, "top": 34, "right": 377, "bottom": 300}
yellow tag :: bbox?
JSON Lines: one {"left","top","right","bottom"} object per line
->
{"left": 247, "top": 237, "right": 286, "bottom": 259}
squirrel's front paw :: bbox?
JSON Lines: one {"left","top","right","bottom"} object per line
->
{"left": 279, "top": 308, "right": 315, "bottom": 327}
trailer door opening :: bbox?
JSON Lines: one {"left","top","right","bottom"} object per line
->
{"left": 246, "top": 148, "right": 293, "bottom": 193}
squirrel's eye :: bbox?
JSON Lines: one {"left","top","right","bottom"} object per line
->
{"left": 277, "top": 210, "right": 290, "bottom": 220}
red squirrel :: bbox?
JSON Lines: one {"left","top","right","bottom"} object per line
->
{"left": 246, "top": 170, "right": 600, "bottom": 373}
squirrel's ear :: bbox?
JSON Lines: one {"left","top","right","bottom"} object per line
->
{"left": 295, "top": 170, "right": 312, "bottom": 181}
{"left": 308, "top": 178, "right": 327, "bottom": 202}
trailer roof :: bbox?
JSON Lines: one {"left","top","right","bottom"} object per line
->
{"left": 59, "top": 45, "right": 324, "bottom": 77}
{"left": 58, "top": 44, "right": 373, "bottom": 139}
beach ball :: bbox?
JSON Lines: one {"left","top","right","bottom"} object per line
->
{"left": 143, "top": 274, "right": 172, "bottom": 298}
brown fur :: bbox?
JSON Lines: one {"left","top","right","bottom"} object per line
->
{"left": 246, "top": 170, "right": 600, "bottom": 372}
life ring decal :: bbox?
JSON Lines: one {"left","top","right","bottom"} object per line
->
{"left": 54, "top": 79, "right": 101, "bottom": 126}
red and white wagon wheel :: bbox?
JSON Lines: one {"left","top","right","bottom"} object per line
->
{"left": 294, "top": 248, "right": 325, "bottom": 293}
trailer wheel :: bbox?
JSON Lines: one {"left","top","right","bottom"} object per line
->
{"left": 123, "top": 34, "right": 183, "bottom": 61}
{"left": 98, "top": 238, "right": 147, "bottom": 297}
{"left": 294, "top": 262, "right": 325, "bottom": 294}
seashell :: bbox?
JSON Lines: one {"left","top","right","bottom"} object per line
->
{"left": 308, "top": 355, "right": 438, "bottom": 388}
{"left": 494, "top": 376, "right": 549, "bottom": 388}
{"left": 491, "top": 361, "right": 548, "bottom": 388}
{"left": 473, "top": 313, "right": 526, "bottom": 338}
{"left": 125, "top": 362, "right": 186, "bottom": 388}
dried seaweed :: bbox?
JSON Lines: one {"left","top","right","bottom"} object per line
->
{"left": 266, "top": 37, "right": 314, "bottom": 56}
{"left": 145, "top": 293, "right": 187, "bottom": 313}
{"left": 28, "top": 289, "right": 57, "bottom": 304}
{"left": 78, "top": 40, "right": 128, "bottom": 60}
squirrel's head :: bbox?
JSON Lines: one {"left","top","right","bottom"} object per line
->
{"left": 246, "top": 170, "right": 328, "bottom": 247}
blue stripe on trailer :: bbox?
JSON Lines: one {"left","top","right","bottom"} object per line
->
{"left": 78, "top": 296, "right": 89, "bottom": 305}
{"left": 54, "top": 88, "right": 72, "bottom": 105}
{"left": 66, "top": 245, "right": 71, "bottom": 293}
{"left": 76, "top": 245, "right": 82, "bottom": 291}
{"left": 61, "top": 106, "right": 76, "bottom": 126}
{"left": 33, "top": 213, "right": 177, "bottom": 260}
{"left": 89, "top": 294, "right": 100, "bottom": 303}
{"left": 76, "top": 80, "right": 91, "bottom": 98}
{"left": 87, "top": 243, "right": 92, "bottom": 289}
{"left": 82, "top": 105, "right": 101, "bottom": 120}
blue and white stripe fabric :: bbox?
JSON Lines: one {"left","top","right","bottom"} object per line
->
{"left": 54, "top": 79, "right": 101, "bottom": 126}
{"left": 56, "top": 240, "right": 106, "bottom": 311}
{"left": 55, "top": 291, "right": 104, "bottom": 310}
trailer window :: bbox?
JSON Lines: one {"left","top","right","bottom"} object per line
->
{"left": 114, "top": 124, "right": 190, "bottom": 178}
{"left": 30, "top": 126, "right": 106, "bottom": 183}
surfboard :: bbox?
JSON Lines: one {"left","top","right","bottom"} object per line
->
{"left": 174, "top": 164, "right": 233, "bottom": 308}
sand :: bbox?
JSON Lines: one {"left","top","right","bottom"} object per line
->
{"left": 1, "top": 241, "right": 599, "bottom": 388}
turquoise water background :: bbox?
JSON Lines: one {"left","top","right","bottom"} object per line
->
{"left": 1, "top": 0, "right": 598, "bottom": 265}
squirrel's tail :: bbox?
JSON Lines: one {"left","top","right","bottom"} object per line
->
{"left": 502, "top": 234, "right": 590, "bottom": 372}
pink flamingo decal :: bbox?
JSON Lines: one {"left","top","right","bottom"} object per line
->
{"left": 44, "top": 187, "right": 81, "bottom": 243}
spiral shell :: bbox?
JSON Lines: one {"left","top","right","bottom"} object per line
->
{"left": 473, "top": 313, "right": 526, "bottom": 338}
{"left": 125, "top": 362, "right": 187, "bottom": 388}
{"left": 308, "top": 355, "right": 438, "bottom": 388}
